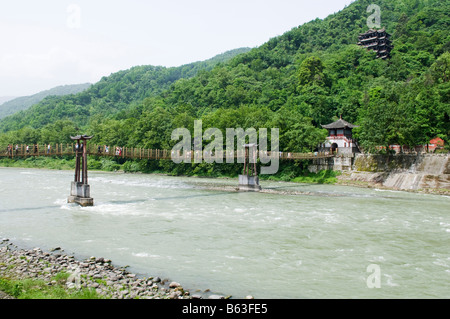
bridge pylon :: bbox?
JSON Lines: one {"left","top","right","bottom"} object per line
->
{"left": 238, "top": 143, "right": 262, "bottom": 192}
{"left": 67, "top": 135, "right": 94, "bottom": 206}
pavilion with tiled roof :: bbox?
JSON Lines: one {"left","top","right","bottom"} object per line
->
{"left": 320, "top": 118, "right": 360, "bottom": 155}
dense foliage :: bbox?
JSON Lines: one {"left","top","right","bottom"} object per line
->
{"left": 0, "top": 48, "right": 250, "bottom": 137}
{"left": 0, "top": 0, "right": 449, "bottom": 161}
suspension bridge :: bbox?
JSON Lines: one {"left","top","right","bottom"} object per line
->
{"left": 1, "top": 139, "right": 336, "bottom": 205}
{"left": 0, "top": 143, "right": 335, "bottom": 161}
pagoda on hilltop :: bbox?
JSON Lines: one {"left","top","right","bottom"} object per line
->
{"left": 358, "top": 28, "right": 393, "bottom": 59}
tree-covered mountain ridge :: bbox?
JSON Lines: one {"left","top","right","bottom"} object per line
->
{"left": 0, "top": 0, "right": 449, "bottom": 157}
{"left": 0, "top": 83, "right": 92, "bottom": 120}
{"left": 0, "top": 47, "right": 251, "bottom": 134}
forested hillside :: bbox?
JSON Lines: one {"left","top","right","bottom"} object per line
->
{"left": 0, "top": 0, "right": 449, "bottom": 160}
{"left": 0, "top": 48, "right": 250, "bottom": 139}
{"left": 0, "top": 83, "right": 91, "bottom": 120}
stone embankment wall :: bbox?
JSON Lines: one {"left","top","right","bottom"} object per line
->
{"left": 338, "top": 153, "right": 450, "bottom": 193}
{"left": 308, "top": 155, "right": 354, "bottom": 172}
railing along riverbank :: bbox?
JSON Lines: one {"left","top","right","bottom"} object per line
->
{"left": 0, "top": 144, "right": 335, "bottom": 161}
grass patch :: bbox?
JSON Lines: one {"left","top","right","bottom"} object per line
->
{"left": 291, "top": 170, "right": 341, "bottom": 184}
{"left": 0, "top": 274, "right": 102, "bottom": 299}
{"left": 0, "top": 156, "right": 75, "bottom": 170}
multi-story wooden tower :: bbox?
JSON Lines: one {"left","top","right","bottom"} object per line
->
{"left": 358, "top": 28, "right": 393, "bottom": 59}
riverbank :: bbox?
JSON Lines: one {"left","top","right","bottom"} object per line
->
{"left": 2, "top": 155, "right": 449, "bottom": 196}
{"left": 335, "top": 177, "right": 450, "bottom": 196}
{"left": 334, "top": 153, "right": 450, "bottom": 196}
{"left": 0, "top": 239, "right": 232, "bottom": 300}
{"left": 335, "top": 173, "right": 450, "bottom": 196}
{"left": 0, "top": 156, "right": 340, "bottom": 184}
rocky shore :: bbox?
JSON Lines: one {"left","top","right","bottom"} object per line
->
{"left": 0, "top": 239, "right": 232, "bottom": 300}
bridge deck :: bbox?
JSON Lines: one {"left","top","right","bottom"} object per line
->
{"left": 0, "top": 144, "right": 334, "bottom": 161}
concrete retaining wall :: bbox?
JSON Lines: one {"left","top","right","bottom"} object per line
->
{"left": 339, "top": 153, "right": 450, "bottom": 193}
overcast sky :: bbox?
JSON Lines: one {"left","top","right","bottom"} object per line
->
{"left": 0, "top": 0, "right": 355, "bottom": 97}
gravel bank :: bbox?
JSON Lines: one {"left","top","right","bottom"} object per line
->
{"left": 0, "top": 239, "right": 231, "bottom": 300}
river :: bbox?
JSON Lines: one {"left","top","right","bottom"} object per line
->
{"left": 0, "top": 167, "right": 449, "bottom": 298}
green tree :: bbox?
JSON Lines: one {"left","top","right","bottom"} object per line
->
{"left": 297, "top": 56, "right": 327, "bottom": 87}
{"left": 357, "top": 86, "right": 413, "bottom": 152}
{"left": 269, "top": 106, "right": 327, "bottom": 152}
{"left": 431, "top": 52, "right": 450, "bottom": 83}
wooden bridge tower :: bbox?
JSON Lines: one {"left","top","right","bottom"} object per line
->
{"left": 238, "top": 143, "right": 261, "bottom": 192}
{"left": 68, "top": 135, "right": 94, "bottom": 206}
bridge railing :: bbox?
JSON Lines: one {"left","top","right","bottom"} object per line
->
{"left": 0, "top": 143, "right": 77, "bottom": 158}
{"left": 0, "top": 144, "right": 334, "bottom": 161}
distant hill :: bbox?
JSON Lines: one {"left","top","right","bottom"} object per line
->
{"left": 0, "top": 47, "right": 251, "bottom": 132}
{"left": 0, "top": 96, "right": 17, "bottom": 105}
{"left": 0, "top": 83, "right": 92, "bottom": 120}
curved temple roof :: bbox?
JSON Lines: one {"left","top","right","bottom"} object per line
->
{"left": 321, "top": 119, "right": 359, "bottom": 130}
